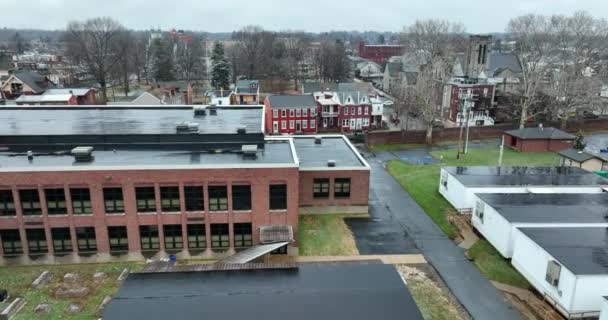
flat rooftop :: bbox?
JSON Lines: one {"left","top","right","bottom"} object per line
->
{"left": 478, "top": 194, "right": 608, "bottom": 223}
{"left": 445, "top": 166, "right": 608, "bottom": 187}
{"left": 0, "top": 140, "right": 294, "bottom": 170}
{"left": 292, "top": 136, "right": 367, "bottom": 169}
{"left": 103, "top": 263, "right": 423, "bottom": 320}
{"left": 519, "top": 227, "right": 608, "bottom": 275}
{"left": 0, "top": 105, "right": 263, "bottom": 135}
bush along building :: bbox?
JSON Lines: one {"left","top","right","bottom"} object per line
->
{"left": 0, "top": 105, "right": 370, "bottom": 265}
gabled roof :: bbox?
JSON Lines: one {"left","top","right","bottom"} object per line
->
{"left": 235, "top": 80, "right": 259, "bottom": 94}
{"left": 505, "top": 127, "right": 575, "bottom": 140}
{"left": 385, "top": 61, "right": 403, "bottom": 77}
{"left": 6, "top": 71, "right": 50, "bottom": 93}
{"left": 131, "top": 92, "right": 162, "bottom": 105}
{"left": 488, "top": 53, "right": 522, "bottom": 77}
{"left": 337, "top": 82, "right": 375, "bottom": 95}
{"left": 559, "top": 148, "right": 608, "bottom": 163}
{"left": 16, "top": 94, "right": 72, "bottom": 103}
{"left": 267, "top": 95, "right": 317, "bottom": 109}
{"left": 44, "top": 88, "right": 94, "bottom": 97}
{"left": 302, "top": 82, "right": 337, "bottom": 94}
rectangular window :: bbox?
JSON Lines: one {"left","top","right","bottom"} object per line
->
{"left": 45, "top": 189, "right": 67, "bottom": 215}
{"left": 313, "top": 178, "right": 330, "bottom": 198}
{"left": 342, "top": 119, "right": 349, "bottom": 127}
{"left": 0, "top": 230, "right": 22, "bottom": 255}
{"left": 273, "top": 109, "right": 278, "bottom": 118}
{"left": 187, "top": 224, "right": 206, "bottom": 249}
{"left": 103, "top": 188, "right": 124, "bottom": 214}
{"left": 281, "top": 120, "right": 286, "bottom": 129}
{"left": 26, "top": 229, "right": 47, "bottom": 254}
{"left": 160, "top": 186, "right": 180, "bottom": 212}
{"left": 350, "top": 119, "right": 355, "bottom": 128}
{"left": 184, "top": 186, "right": 204, "bottom": 211}
{"left": 163, "top": 225, "right": 183, "bottom": 250}
{"left": 351, "top": 107, "right": 355, "bottom": 115}
{"left": 139, "top": 225, "right": 160, "bottom": 251}
{"left": 475, "top": 201, "right": 485, "bottom": 223}
{"left": 344, "top": 107, "right": 349, "bottom": 115}
{"left": 364, "top": 106, "right": 369, "bottom": 115}
{"left": 232, "top": 185, "right": 251, "bottom": 211}
{"left": 334, "top": 178, "right": 351, "bottom": 198}
{"left": 303, "top": 120, "right": 308, "bottom": 129}
{"left": 311, "top": 108, "right": 316, "bottom": 116}
{"left": 70, "top": 188, "right": 92, "bottom": 215}
{"left": 310, "top": 119, "right": 316, "bottom": 129}
{"left": 289, "top": 109, "right": 295, "bottom": 117}
{"left": 281, "top": 109, "right": 286, "bottom": 117}
{"left": 233, "top": 223, "right": 253, "bottom": 248}
{"left": 296, "top": 109, "right": 301, "bottom": 117}
{"left": 363, "top": 118, "right": 369, "bottom": 126}
{"left": 135, "top": 187, "right": 156, "bottom": 213}
{"left": 210, "top": 224, "right": 230, "bottom": 249}
{"left": 0, "top": 190, "right": 16, "bottom": 216}
{"left": 108, "top": 226, "right": 128, "bottom": 252}
{"left": 269, "top": 184, "right": 287, "bottom": 210}
{"left": 51, "top": 227, "right": 72, "bottom": 253}
{"left": 303, "top": 108, "right": 308, "bottom": 116}
{"left": 357, "top": 107, "right": 362, "bottom": 115}
{"left": 289, "top": 120, "right": 294, "bottom": 129}
{"left": 76, "top": 227, "right": 96, "bottom": 253}
{"left": 208, "top": 186, "right": 228, "bottom": 211}
{"left": 20, "top": 189, "right": 41, "bottom": 216}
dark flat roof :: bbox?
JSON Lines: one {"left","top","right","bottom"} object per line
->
{"left": 505, "top": 127, "right": 575, "bottom": 140}
{"left": 0, "top": 140, "right": 294, "bottom": 170}
{"left": 445, "top": 166, "right": 608, "bottom": 187}
{"left": 267, "top": 95, "right": 317, "bottom": 109}
{"left": 292, "top": 136, "right": 367, "bottom": 168}
{"left": 0, "top": 106, "right": 263, "bottom": 135}
{"left": 103, "top": 263, "right": 424, "bottom": 320}
{"left": 478, "top": 193, "right": 608, "bottom": 223}
{"left": 519, "top": 227, "right": 608, "bottom": 275}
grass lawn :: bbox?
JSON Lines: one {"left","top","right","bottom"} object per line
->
{"left": 0, "top": 262, "right": 142, "bottom": 320}
{"left": 369, "top": 143, "right": 423, "bottom": 151}
{"left": 298, "top": 214, "right": 363, "bottom": 256}
{"left": 387, "top": 147, "right": 558, "bottom": 288}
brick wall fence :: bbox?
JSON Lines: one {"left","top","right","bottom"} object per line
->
{"left": 365, "top": 119, "right": 608, "bottom": 146}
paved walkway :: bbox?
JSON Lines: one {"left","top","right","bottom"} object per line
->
{"left": 295, "top": 254, "right": 426, "bottom": 264}
{"left": 352, "top": 151, "right": 520, "bottom": 320}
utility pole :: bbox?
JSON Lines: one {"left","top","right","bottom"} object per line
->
{"left": 498, "top": 134, "right": 504, "bottom": 166}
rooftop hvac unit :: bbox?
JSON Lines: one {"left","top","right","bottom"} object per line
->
{"left": 314, "top": 136, "right": 322, "bottom": 144}
{"left": 193, "top": 105, "right": 206, "bottom": 116}
{"left": 209, "top": 106, "right": 218, "bottom": 115}
{"left": 242, "top": 144, "right": 258, "bottom": 159}
{"left": 176, "top": 122, "right": 199, "bottom": 133}
{"left": 71, "top": 146, "right": 94, "bottom": 162}
{"left": 327, "top": 160, "right": 336, "bottom": 167}
{"left": 237, "top": 127, "right": 247, "bottom": 134}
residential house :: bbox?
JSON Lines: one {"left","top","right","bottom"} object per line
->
{"left": 231, "top": 80, "right": 260, "bottom": 105}
{"left": 441, "top": 80, "right": 496, "bottom": 127}
{"left": 558, "top": 148, "right": 608, "bottom": 171}
{"left": 205, "top": 89, "right": 232, "bottom": 106}
{"left": 43, "top": 88, "right": 96, "bottom": 105}
{"left": 0, "top": 71, "right": 52, "bottom": 99}
{"left": 354, "top": 60, "right": 384, "bottom": 87}
{"left": 504, "top": 126, "right": 575, "bottom": 152}
{"left": 264, "top": 95, "right": 318, "bottom": 135}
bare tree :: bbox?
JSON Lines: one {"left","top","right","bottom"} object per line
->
{"left": 64, "top": 17, "right": 126, "bottom": 103}
{"left": 232, "top": 26, "right": 276, "bottom": 79}
{"left": 284, "top": 33, "right": 310, "bottom": 90}
{"left": 113, "top": 31, "right": 135, "bottom": 97}
{"left": 176, "top": 36, "right": 206, "bottom": 81}
{"left": 313, "top": 40, "right": 349, "bottom": 82}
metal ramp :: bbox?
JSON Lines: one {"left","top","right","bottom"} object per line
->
{"left": 218, "top": 242, "right": 290, "bottom": 264}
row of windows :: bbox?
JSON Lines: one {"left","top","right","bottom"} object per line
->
{"left": 280, "top": 119, "right": 316, "bottom": 130}
{"left": 0, "top": 223, "right": 254, "bottom": 255}
{"left": 0, "top": 184, "right": 288, "bottom": 216}
{"left": 272, "top": 108, "right": 316, "bottom": 118}
{"left": 340, "top": 118, "right": 370, "bottom": 128}
{"left": 313, "top": 178, "right": 351, "bottom": 199}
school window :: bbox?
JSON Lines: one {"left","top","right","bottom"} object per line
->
{"left": 303, "top": 108, "right": 308, "bottom": 116}
{"left": 45, "top": 188, "right": 67, "bottom": 215}
{"left": 233, "top": 223, "right": 253, "bottom": 248}
{"left": 210, "top": 224, "right": 230, "bottom": 249}
{"left": 187, "top": 224, "right": 206, "bottom": 249}
{"left": 160, "top": 186, "right": 180, "bottom": 212}
{"left": 334, "top": 178, "right": 351, "bottom": 198}
{"left": 269, "top": 184, "right": 287, "bottom": 210}
{"left": 76, "top": 227, "right": 96, "bottom": 253}
{"left": 26, "top": 229, "right": 47, "bottom": 254}
{"left": 19, "top": 189, "right": 41, "bottom": 216}
{"left": 135, "top": 187, "right": 156, "bottom": 212}
{"left": 281, "top": 121, "right": 286, "bottom": 129}
{"left": 184, "top": 186, "right": 204, "bottom": 211}
{"left": 139, "top": 225, "right": 160, "bottom": 251}
{"left": 163, "top": 225, "right": 183, "bottom": 250}
{"left": 0, "top": 230, "right": 22, "bottom": 255}
{"left": 51, "top": 228, "right": 72, "bottom": 253}
{"left": 302, "top": 120, "right": 308, "bottom": 129}
{"left": 232, "top": 185, "right": 251, "bottom": 211}
{"left": 208, "top": 186, "right": 228, "bottom": 211}
{"left": 281, "top": 109, "right": 286, "bottom": 117}
{"left": 273, "top": 109, "right": 278, "bottom": 118}
{"left": 0, "top": 190, "right": 16, "bottom": 216}
{"left": 103, "top": 188, "right": 124, "bottom": 214}
{"left": 313, "top": 178, "right": 330, "bottom": 198}
{"left": 310, "top": 119, "right": 316, "bottom": 128}
{"left": 70, "top": 188, "right": 92, "bottom": 214}
{"left": 289, "top": 120, "right": 294, "bottom": 129}
{"left": 108, "top": 226, "right": 129, "bottom": 252}
{"left": 289, "top": 109, "right": 295, "bottom": 117}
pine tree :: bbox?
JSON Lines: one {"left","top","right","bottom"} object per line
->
{"left": 574, "top": 130, "right": 587, "bottom": 151}
{"left": 152, "top": 38, "right": 175, "bottom": 82}
{"left": 211, "top": 42, "right": 230, "bottom": 90}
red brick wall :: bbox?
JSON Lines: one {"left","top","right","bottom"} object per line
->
{"left": 265, "top": 97, "right": 318, "bottom": 135}
{"left": 298, "top": 170, "right": 370, "bottom": 207}
{"left": 0, "top": 167, "right": 299, "bottom": 255}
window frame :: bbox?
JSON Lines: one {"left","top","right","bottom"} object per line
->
{"left": 76, "top": 227, "right": 97, "bottom": 253}
{"left": 334, "top": 178, "right": 351, "bottom": 198}
{"left": 184, "top": 186, "right": 204, "bottom": 212}
{"left": 232, "top": 185, "right": 252, "bottom": 211}
{"left": 233, "top": 223, "right": 253, "bottom": 248}
{"left": 70, "top": 188, "right": 92, "bottom": 215}
{"left": 313, "top": 178, "right": 330, "bottom": 198}
{"left": 160, "top": 186, "right": 180, "bottom": 212}
{"left": 45, "top": 188, "right": 67, "bottom": 215}
{"left": 310, "top": 119, "right": 316, "bottom": 128}
{"left": 20, "top": 189, "right": 41, "bottom": 216}
{"left": 210, "top": 224, "right": 230, "bottom": 249}
{"left": 163, "top": 224, "right": 183, "bottom": 250}
{"left": 135, "top": 186, "right": 157, "bottom": 213}
{"left": 139, "top": 225, "right": 160, "bottom": 251}
{"left": 103, "top": 187, "right": 124, "bottom": 214}
{"left": 51, "top": 227, "right": 72, "bottom": 253}
{"left": 208, "top": 186, "right": 228, "bottom": 211}
{"left": 26, "top": 228, "right": 48, "bottom": 254}
{"left": 107, "top": 226, "right": 129, "bottom": 252}
{"left": 269, "top": 184, "right": 287, "bottom": 210}
{"left": 0, "top": 190, "right": 16, "bottom": 216}
{"left": 0, "top": 229, "right": 22, "bottom": 255}
{"left": 187, "top": 224, "right": 206, "bottom": 249}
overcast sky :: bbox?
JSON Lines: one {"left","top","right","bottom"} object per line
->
{"left": 2, "top": 0, "right": 607, "bottom": 33}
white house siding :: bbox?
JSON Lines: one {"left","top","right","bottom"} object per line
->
{"left": 571, "top": 276, "right": 608, "bottom": 316}
{"left": 600, "top": 298, "right": 608, "bottom": 320}
{"left": 471, "top": 198, "right": 513, "bottom": 257}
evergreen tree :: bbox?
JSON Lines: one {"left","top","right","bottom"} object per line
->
{"left": 152, "top": 38, "right": 175, "bottom": 82}
{"left": 574, "top": 130, "right": 587, "bottom": 151}
{"left": 211, "top": 42, "right": 230, "bottom": 90}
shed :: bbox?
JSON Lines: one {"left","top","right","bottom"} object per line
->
{"left": 559, "top": 148, "right": 608, "bottom": 172}
{"left": 439, "top": 166, "right": 608, "bottom": 210}
{"left": 504, "top": 126, "right": 575, "bottom": 152}
{"left": 471, "top": 193, "right": 608, "bottom": 257}
{"left": 511, "top": 227, "right": 608, "bottom": 318}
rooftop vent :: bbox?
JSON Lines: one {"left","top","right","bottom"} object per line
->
{"left": 71, "top": 146, "right": 94, "bottom": 162}
{"left": 237, "top": 127, "right": 247, "bottom": 134}
{"left": 327, "top": 160, "right": 336, "bottom": 167}
{"left": 242, "top": 144, "right": 258, "bottom": 159}
{"left": 209, "top": 106, "right": 218, "bottom": 115}
{"left": 314, "top": 136, "right": 322, "bottom": 144}
{"left": 176, "top": 122, "right": 199, "bottom": 133}
{"left": 193, "top": 105, "right": 206, "bottom": 116}
{"left": 27, "top": 150, "right": 33, "bottom": 161}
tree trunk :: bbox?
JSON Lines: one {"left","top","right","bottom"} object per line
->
{"left": 560, "top": 116, "right": 568, "bottom": 130}
{"left": 519, "top": 104, "right": 528, "bottom": 129}
{"left": 100, "top": 81, "right": 108, "bottom": 104}
{"left": 425, "top": 123, "right": 433, "bottom": 145}
{"left": 123, "top": 71, "right": 129, "bottom": 97}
